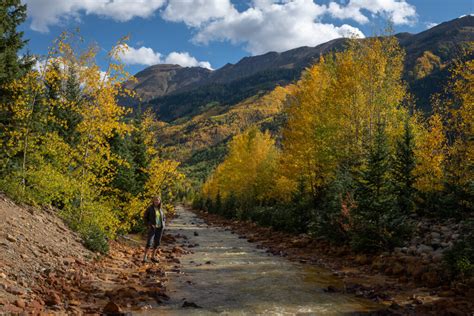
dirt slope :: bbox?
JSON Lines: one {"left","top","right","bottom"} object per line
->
{"left": 0, "top": 194, "right": 184, "bottom": 314}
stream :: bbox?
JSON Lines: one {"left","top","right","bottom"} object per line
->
{"left": 143, "top": 205, "right": 382, "bottom": 315}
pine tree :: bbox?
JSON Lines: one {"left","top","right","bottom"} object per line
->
{"left": 0, "top": 0, "right": 33, "bottom": 92}
{"left": 0, "top": 0, "right": 34, "bottom": 169}
{"left": 59, "top": 65, "right": 83, "bottom": 145}
{"left": 393, "top": 118, "right": 417, "bottom": 214}
{"left": 352, "top": 122, "right": 408, "bottom": 252}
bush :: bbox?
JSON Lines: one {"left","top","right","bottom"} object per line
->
{"left": 444, "top": 219, "right": 474, "bottom": 279}
{"left": 81, "top": 224, "right": 110, "bottom": 254}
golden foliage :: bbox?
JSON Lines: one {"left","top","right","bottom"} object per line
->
{"left": 281, "top": 36, "right": 408, "bottom": 197}
{"left": 203, "top": 127, "right": 279, "bottom": 205}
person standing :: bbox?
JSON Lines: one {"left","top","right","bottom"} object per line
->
{"left": 143, "top": 196, "right": 166, "bottom": 263}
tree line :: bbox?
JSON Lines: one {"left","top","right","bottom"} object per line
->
{"left": 196, "top": 35, "right": 473, "bottom": 276}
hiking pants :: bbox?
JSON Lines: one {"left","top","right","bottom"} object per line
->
{"left": 146, "top": 226, "right": 164, "bottom": 249}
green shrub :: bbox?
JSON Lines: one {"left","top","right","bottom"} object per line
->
{"left": 444, "top": 219, "right": 474, "bottom": 279}
{"left": 81, "top": 224, "right": 110, "bottom": 254}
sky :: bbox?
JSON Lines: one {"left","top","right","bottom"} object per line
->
{"left": 20, "top": 0, "right": 473, "bottom": 74}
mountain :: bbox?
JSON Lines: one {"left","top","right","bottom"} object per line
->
{"left": 122, "top": 64, "right": 211, "bottom": 104}
{"left": 124, "top": 16, "right": 473, "bottom": 122}
{"left": 118, "top": 16, "right": 473, "bottom": 183}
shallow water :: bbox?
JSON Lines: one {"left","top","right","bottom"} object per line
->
{"left": 142, "top": 206, "right": 382, "bottom": 315}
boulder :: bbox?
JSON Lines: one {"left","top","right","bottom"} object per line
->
{"left": 417, "top": 244, "right": 433, "bottom": 254}
{"left": 103, "top": 301, "right": 122, "bottom": 314}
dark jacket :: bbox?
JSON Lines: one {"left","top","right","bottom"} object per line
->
{"left": 144, "top": 205, "right": 166, "bottom": 227}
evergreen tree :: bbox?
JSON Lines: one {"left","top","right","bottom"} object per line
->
{"left": 352, "top": 122, "right": 409, "bottom": 252}
{"left": 0, "top": 0, "right": 34, "bottom": 165}
{"left": 59, "top": 65, "right": 83, "bottom": 146}
{"left": 223, "top": 191, "right": 237, "bottom": 219}
{"left": 214, "top": 190, "right": 222, "bottom": 214}
{"left": 0, "top": 0, "right": 32, "bottom": 91}
{"left": 393, "top": 118, "right": 417, "bottom": 214}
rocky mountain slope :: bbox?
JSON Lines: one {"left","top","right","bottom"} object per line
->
{"left": 123, "top": 64, "right": 211, "bottom": 104}
{"left": 124, "top": 16, "right": 473, "bottom": 121}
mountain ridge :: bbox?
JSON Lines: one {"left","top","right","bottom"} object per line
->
{"left": 123, "top": 15, "right": 473, "bottom": 121}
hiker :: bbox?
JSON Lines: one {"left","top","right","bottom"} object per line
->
{"left": 143, "top": 196, "right": 166, "bottom": 263}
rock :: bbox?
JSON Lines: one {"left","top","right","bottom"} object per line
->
{"left": 63, "top": 257, "right": 75, "bottom": 265}
{"left": 69, "top": 299, "right": 81, "bottom": 306}
{"left": 392, "top": 262, "right": 405, "bottom": 275}
{"left": 407, "top": 246, "right": 417, "bottom": 255}
{"left": 14, "top": 299, "right": 26, "bottom": 308}
{"left": 182, "top": 301, "right": 201, "bottom": 308}
{"left": 324, "top": 285, "right": 339, "bottom": 293}
{"left": 172, "top": 246, "right": 185, "bottom": 254}
{"left": 438, "top": 290, "right": 455, "bottom": 297}
{"left": 440, "top": 241, "right": 452, "bottom": 248}
{"left": 431, "top": 232, "right": 441, "bottom": 239}
{"left": 408, "top": 263, "right": 426, "bottom": 279}
{"left": 103, "top": 301, "right": 122, "bottom": 314}
{"left": 6, "top": 285, "right": 25, "bottom": 296}
{"left": 431, "top": 250, "right": 444, "bottom": 263}
{"left": 422, "top": 271, "right": 440, "bottom": 288}
{"left": 417, "top": 244, "right": 433, "bottom": 254}
{"left": 6, "top": 234, "right": 16, "bottom": 242}
{"left": 45, "top": 292, "right": 61, "bottom": 306}
{"left": 354, "top": 254, "right": 369, "bottom": 265}
{"left": 27, "top": 300, "right": 44, "bottom": 311}
{"left": 431, "top": 239, "right": 441, "bottom": 247}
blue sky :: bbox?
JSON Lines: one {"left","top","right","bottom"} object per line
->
{"left": 20, "top": 0, "right": 472, "bottom": 74}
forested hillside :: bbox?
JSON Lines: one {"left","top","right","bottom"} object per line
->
{"left": 125, "top": 16, "right": 474, "bottom": 191}
{"left": 196, "top": 33, "right": 473, "bottom": 280}
{"left": 0, "top": 3, "right": 183, "bottom": 254}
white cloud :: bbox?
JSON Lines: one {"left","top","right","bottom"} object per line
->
{"left": 327, "top": 0, "right": 417, "bottom": 25}
{"left": 164, "top": 52, "right": 213, "bottom": 69}
{"left": 24, "top": 0, "right": 166, "bottom": 32}
{"left": 193, "top": 0, "right": 364, "bottom": 55}
{"left": 118, "top": 46, "right": 213, "bottom": 69}
{"left": 162, "top": 0, "right": 235, "bottom": 26}
{"left": 425, "top": 22, "right": 438, "bottom": 29}
{"left": 119, "top": 46, "right": 163, "bottom": 65}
